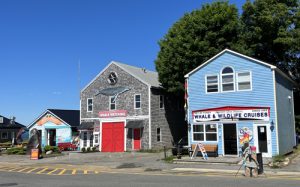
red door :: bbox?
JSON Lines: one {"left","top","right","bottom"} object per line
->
{"left": 102, "top": 122, "right": 124, "bottom": 152}
{"left": 133, "top": 128, "right": 141, "bottom": 150}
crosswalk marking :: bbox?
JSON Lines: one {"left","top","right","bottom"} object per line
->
{"left": 37, "top": 168, "right": 48, "bottom": 174}
{"left": 58, "top": 169, "right": 66, "bottom": 175}
{"left": 17, "top": 167, "right": 31, "bottom": 172}
{"left": 72, "top": 169, "right": 76, "bottom": 175}
{"left": 26, "top": 168, "right": 40, "bottom": 173}
{"left": 47, "top": 168, "right": 59, "bottom": 175}
{"left": 9, "top": 167, "right": 22, "bottom": 172}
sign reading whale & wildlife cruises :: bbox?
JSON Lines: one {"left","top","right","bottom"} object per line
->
{"left": 192, "top": 106, "right": 270, "bottom": 122}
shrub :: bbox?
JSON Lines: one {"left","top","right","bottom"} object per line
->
{"left": 92, "top": 147, "right": 96, "bottom": 152}
{"left": 44, "top": 145, "right": 52, "bottom": 152}
{"left": 51, "top": 146, "right": 59, "bottom": 153}
{"left": 6, "top": 147, "right": 26, "bottom": 155}
{"left": 86, "top": 147, "right": 91, "bottom": 152}
{"left": 81, "top": 147, "right": 86, "bottom": 152}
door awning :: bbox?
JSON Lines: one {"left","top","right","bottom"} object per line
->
{"left": 125, "top": 120, "right": 144, "bottom": 128}
{"left": 78, "top": 122, "right": 94, "bottom": 130}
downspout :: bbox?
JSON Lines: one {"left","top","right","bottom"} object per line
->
{"left": 148, "top": 86, "right": 152, "bottom": 149}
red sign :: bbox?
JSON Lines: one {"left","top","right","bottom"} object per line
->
{"left": 99, "top": 110, "right": 127, "bottom": 118}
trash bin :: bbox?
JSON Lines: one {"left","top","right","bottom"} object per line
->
{"left": 256, "top": 153, "right": 263, "bottom": 174}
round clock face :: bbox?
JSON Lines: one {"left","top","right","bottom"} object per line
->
{"left": 108, "top": 72, "right": 118, "bottom": 85}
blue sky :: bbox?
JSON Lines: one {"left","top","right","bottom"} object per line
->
{"left": 0, "top": 0, "right": 245, "bottom": 125}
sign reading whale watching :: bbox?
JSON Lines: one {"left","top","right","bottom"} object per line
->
{"left": 99, "top": 110, "right": 127, "bottom": 118}
{"left": 192, "top": 106, "right": 270, "bottom": 122}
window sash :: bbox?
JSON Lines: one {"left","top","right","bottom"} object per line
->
{"left": 206, "top": 75, "right": 219, "bottom": 93}
{"left": 110, "top": 96, "right": 116, "bottom": 110}
{"left": 156, "top": 128, "right": 161, "bottom": 142}
{"left": 159, "top": 95, "right": 164, "bottom": 109}
{"left": 87, "top": 98, "right": 93, "bottom": 112}
{"left": 135, "top": 95, "right": 141, "bottom": 109}
{"left": 192, "top": 124, "right": 217, "bottom": 141}
{"left": 237, "top": 72, "right": 251, "bottom": 91}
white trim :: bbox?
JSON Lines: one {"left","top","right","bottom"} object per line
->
{"left": 220, "top": 66, "right": 235, "bottom": 93}
{"left": 191, "top": 123, "right": 218, "bottom": 143}
{"left": 236, "top": 71, "right": 252, "bottom": 91}
{"left": 184, "top": 49, "right": 276, "bottom": 78}
{"left": 100, "top": 119, "right": 126, "bottom": 152}
{"left": 80, "top": 115, "right": 150, "bottom": 120}
{"left": 222, "top": 123, "right": 239, "bottom": 156}
{"left": 134, "top": 94, "right": 141, "bottom": 109}
{"left": 272, "top": 70, "right": 279, "bottom": 155}
{"left": 27, "top": 109, "right": 72, "bottom": 129}
{"left": 292, "top": 89, "right": 296, "bottom": 146}
{"left": 81, "top": 61, "right": 152, "bottom": 93}
{"left": 87, "top": 98, "right": 93, "bottom": 112}
{"left": 205, "top": 74, "right": 219, "bottom": 94}
{"left": 186, "top": 78, "right": 191, "bottom": 147}
{"left": 109, "top": 96, "right": 117, "bottom": 110}
{"left": 148, "top": 86, "right": 152, "bottom": 149}
{"left": 253, "top": 123, "right": 272, "bottom": 157}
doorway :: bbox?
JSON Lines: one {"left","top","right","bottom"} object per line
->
{"left": 223, "top": 123, "right": 237, "bottom": 155}
{"left": 254, "top": 124, "right": 272, "bottom": 157}
{"left": 48, "top": 129, "right": 56, "bottom": 146}
{"left": 133, "top": 128, "right": 141, "bottom": 150}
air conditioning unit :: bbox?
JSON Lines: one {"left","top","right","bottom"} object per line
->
{"left": 0, "top": 117, "right": 3, "bottom": 124}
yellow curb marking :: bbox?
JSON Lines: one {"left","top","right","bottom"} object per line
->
{"left": 71, "top": 169, "right": 76, "bottom": 175}
{"left": 95, "top": 171, "right": 99, "bottom": 174}
{"left": 9, "top": 167, "right": 22, "bottom": 172}
{"left": 47, "top": 168, "right": 59, "bottom": 175}
{"left": 83, "top": 170, "right": 88, "bottom": 174}
{"left": 37, "top": 168, "right": 48, "bottom": 174}
{"left": 58, "top": 169, "right": 66, "bottom": 175}
{"left": 26, "top": 168, "right": 40, "bottom": 173}
{"left": 17, "top": 167, "right": 31, "bottom": 172}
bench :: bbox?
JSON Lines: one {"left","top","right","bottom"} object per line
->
{"left": 57, "top": 142, "right": 77, "bottom": 151}
{"left": 189, "top": 144, "right": 218, "bottom": 157}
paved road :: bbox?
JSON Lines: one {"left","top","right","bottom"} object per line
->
{"left": 0, "top": 170, "right": 300, "bottom": 187}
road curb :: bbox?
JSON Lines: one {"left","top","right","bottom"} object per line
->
{"left": 171, "top": 168, "right": 300, "bottom": 177}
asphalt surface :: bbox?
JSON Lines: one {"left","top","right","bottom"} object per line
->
{"left": 0, "top": 170, "right": 300, "bottom": 187}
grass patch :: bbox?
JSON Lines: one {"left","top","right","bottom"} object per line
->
{"left": 163, "top": 155, "right": 175, "bottom": 163}
{"left": 273, "top": 155, "right": 285, "bottom": 163}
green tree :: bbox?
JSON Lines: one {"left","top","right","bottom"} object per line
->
{"left": 155, "top": 1, "right": 245, "bottom": 95}
{"left": 241, "top": 0, "right": 300, "bottom": 82}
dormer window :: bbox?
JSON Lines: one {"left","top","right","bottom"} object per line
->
{"left": 221, "top": 67, "right": 235, "bottom": 92}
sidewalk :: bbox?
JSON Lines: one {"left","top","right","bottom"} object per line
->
{"left": 1, "top": 151, "right": 300, "bottom": 177}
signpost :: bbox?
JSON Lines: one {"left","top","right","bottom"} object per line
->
{"left": 191, "top": 143, "right": 208, "bottom": 160}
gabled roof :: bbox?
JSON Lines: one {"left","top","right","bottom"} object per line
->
{"left": 82, "top": 61, "right": 161, "bottom": 92}
{"left": 184, "top": 49, "right": 296, "bottom": 85}
{"left": 0, "top": 115, "right": 25, "bottom": 129}
{"left": 27, "top": 109, "right": 80, "bottom": 129}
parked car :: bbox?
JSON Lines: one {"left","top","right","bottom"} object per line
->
{"left": 172, "top": 136, "right": 189, "bottom": 156}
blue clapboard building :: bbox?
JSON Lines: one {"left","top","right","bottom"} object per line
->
{"left": 185, "top": 49, "right": 296, "bottom": 157}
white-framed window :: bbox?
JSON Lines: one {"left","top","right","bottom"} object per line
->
{"left": 83, "top": 132, "right": 87, "bottom": 147}
{"left": 159, "top": 95, "right": 164, "bottom": 109}
{"left": 109, "top": 96, "right": 116, "bottom": 110}
{"left": 192, "top": 123, "right": 217, "bottom": 142}
{"left": 89, "top": 132, "right": 93, "bottom": 147}
{"left": 87, "top": 98, "right": 93, "bottom": 112}
{"left": 156, "top": 127, "right": 161, "bottom": 142}
{"left": 237, "top": 71, "right": 252, "bottom": 91}
{"left": 1, "top": 132, "right": 8, "bottom": 139}
{"left": 206, "top": 74, "right": 219, "bottom": 93}
{"left": 94, "top": 134, "right": 99, "bottom": 144}
{"left": 221, "top": 67, "right": 235, "bottom": 92}
{"left": 134, "top": 94, "right": 141, "bottom": 109}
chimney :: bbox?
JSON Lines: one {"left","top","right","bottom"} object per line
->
{"left": 10, "top": 116, "right": 16, "bottom": 125}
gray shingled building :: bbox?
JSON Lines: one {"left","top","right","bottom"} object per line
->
{"left": 79, "top": 61, "right": 184, "bottom": 152}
